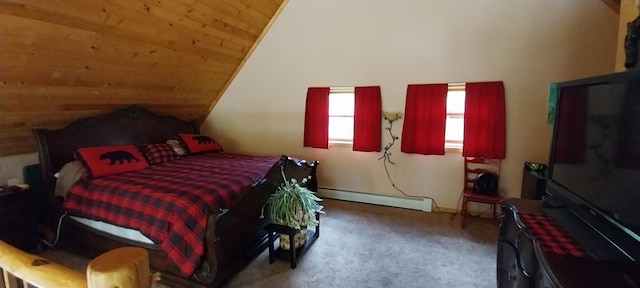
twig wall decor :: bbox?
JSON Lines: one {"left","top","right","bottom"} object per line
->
{"left": 378, "top": 112, "right": 402, "bottom": 165}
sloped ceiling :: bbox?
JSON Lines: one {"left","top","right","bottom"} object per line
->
{"left": 602, "top": 0, "right": 621, "bottom": 14}
{"left": 0, "top": 0, "right": 286, "bottom": 156}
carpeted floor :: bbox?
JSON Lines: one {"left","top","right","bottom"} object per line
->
{"left": 38, "top": 198, "right": 498, "bottom": 288}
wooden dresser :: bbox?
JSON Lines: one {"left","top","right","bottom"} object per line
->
{"left": 498, "top": 198, "right": 640, "bottom": 288}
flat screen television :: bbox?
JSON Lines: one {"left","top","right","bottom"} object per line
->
{"left": 547, "top": 69, "right": 640, "bottom": 261}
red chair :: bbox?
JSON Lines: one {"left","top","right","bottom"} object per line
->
{"left": 461, "top": 157, "right": 503, "bottom": 228}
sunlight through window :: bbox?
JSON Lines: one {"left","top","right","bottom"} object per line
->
{"left": 328, "top": 88, "right": 355, "bottom": 144}
{"left": 445, "top": 87, "right": 465, "bottom": 149}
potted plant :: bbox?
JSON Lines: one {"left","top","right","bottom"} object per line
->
{"left": 266, "top": 168, "right": 322, "bottom": 250}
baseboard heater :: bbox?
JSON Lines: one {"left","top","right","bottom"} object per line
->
{"left": 316, "top": 187, "right": 432, "bottom": 212}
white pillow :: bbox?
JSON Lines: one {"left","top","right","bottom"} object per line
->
{"left": 54, "top": 161, "right": 87, "bottom": 198}
{"left": 166, "top": 139, "right": 187, "bottom": 156}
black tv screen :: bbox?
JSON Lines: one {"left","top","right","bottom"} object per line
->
{"left": 549, "top": 71, "right": 640, "bottom": 238}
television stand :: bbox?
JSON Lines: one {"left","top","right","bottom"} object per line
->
{"left": 498, "top": 198, "right": 639, "bottom": 288}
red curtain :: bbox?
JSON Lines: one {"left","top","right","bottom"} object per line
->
{"left": 463, "top": 81, "right": 506, "bottom": 159}
{"left": 401, "top": 84, "right": 448, "bottom": 155}
{"left": 353, "top": 86, "right": 382, "bottom": 152}
{"left": 303, "top": 87, "right": 330, "bottom": 149}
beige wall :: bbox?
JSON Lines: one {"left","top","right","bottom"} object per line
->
{"left": 0, "top": 153, "right": 38, "bottom": 185}
{"left": 202, "top": 0, "right": 618, "bottom": 211}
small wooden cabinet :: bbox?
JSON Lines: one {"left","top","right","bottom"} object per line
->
{"left": 0, "top": 186, "right": 39, "bottom": 251}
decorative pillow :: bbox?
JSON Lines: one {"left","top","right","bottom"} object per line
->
{"left": 177, "top": 133, "right": 223, "bottom": 154}
{"left": 75, "top": 144, "right": 149, "bottom": 178}
{"left": 139, "top": 143, "right": 181, "bottom": 164}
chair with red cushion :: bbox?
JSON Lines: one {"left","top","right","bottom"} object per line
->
{"left": 461, "top": 157, "right": 503, "bottom": 228}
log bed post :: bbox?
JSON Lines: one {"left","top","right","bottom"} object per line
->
{"left": 86, "top": 247, "right": 155, "bottom": 288}
{"left": 0, "top": 240, "right": 87, "bottom": 288}
{"left": 0, "top": 241, "right": 156, "bottom": 288}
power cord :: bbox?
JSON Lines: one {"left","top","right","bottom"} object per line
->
{"left": 449, "top": 192, "right": 493, "bottom": 222}
{"left": 42, "top": 212, "right": 67, "bottom": 247}
{"left": 381, "top": 158, "right": 443, "bottom": 212}
{"left": 378, "top": 113, "right": 442, "bottom": 213}
{"left": 449, "top": 191, "right": 464, "bottom": 221}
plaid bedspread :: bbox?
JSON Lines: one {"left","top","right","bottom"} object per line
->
{"left": 64, "top": 153, "right": 280, "bottom": 276}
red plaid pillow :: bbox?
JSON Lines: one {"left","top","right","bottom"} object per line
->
{"left": 75, "top": 145, "right": 149, "bottom": 178}
{"left": 139, "top": 143, "right": 181, "bottom": 164}
{"left": 178, "top": 133, "right": 223, "bottom": 154}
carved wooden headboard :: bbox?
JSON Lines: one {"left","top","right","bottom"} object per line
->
{"left": 33, "top": 105, "right": 198, "bottom": 196}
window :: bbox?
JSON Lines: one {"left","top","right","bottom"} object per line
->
{"left": 445, "top": 84, "right": 466, "bottom": 150}
{"left": 328, "top": 87, "right": 355, "bottom": 144}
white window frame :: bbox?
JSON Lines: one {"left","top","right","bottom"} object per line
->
{"left": 328, "top": 87, "right": 355, "bottom": 145}
{"left": 445, "top": 83, "right": 465, "bottom": 152}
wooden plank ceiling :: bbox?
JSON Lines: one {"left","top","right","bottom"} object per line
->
{"left": 0, "top": 0, "right": 286, "bottom": 156}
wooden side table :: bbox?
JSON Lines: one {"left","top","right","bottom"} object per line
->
{"left": 0, "top": 185, "right": 39, "bottom": 251}
{"left": 265, "top": 206, "right": 322, "bottom": 269}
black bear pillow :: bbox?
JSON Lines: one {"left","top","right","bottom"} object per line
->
{"left": 75, "top": 144, "right": 149, "bottom": 178}
{"left": 178, "top": 133, "right": 223, "bottom": 154}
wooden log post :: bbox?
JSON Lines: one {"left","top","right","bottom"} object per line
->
{"left": 0, "top": 241, "right": 87, "bottom": 288}
{"left": 86, "top": 247, "right": 154, "bottom": 288}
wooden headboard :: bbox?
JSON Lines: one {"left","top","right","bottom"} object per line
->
{"left": 33, "top": 105, "right": 198, "bottom": 196}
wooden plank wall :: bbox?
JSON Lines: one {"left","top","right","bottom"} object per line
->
{"left": 0, "top": 0, "right": 285, "bottom": 156}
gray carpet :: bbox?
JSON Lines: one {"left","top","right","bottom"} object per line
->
{"left": 39, "top": 199, "right": 498, "bottom": 288}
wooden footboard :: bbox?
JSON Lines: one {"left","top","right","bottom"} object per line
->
{"left": 156, "top": 155, "right": 319, "bottom": 287}
{"left": 173, "top": 155, "right": 319, "bottom": 287}
{"left": 0, "top": 241, "right": 156, "bottom": 288}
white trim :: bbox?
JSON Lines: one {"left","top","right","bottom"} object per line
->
{"left": 328, "top": 141, "right": 353, "bottom": 147}
{"left": 330, "top": 86, "right": 355, "bottom": 93}
{"left": 317, "top": 188, "right": 432, "bottom": 212}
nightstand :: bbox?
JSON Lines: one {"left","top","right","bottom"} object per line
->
{"left": 0, "top": 186, "right": 39, "bottom": 251}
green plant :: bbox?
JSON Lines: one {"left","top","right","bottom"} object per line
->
{"left": 266, "top": 168, "right": 321, "bottom": 230}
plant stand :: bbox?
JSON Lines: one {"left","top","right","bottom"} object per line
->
{"left": 265, "top": 206, "right": 322, "bottom": 269}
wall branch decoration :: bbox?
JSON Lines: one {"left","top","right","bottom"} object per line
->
{"left": 377, "top": 111, "right": 442, "bottom": 212}
{"left": 378, "top": 112, "right": 402, "bottom": 165}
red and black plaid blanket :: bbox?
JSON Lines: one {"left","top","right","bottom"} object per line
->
{"left": 64, "top": 153, "right": 280, "bottom": 276}
{"left": 519, "top": 213, "right": 586, "bottom": 257}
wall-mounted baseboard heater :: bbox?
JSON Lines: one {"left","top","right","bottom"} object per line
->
{"left": 317, "top": 187, "right": 432, "bottom": 212}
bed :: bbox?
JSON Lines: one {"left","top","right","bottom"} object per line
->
{"left": 33, "top": 105, "right": 318, "bottom": 288}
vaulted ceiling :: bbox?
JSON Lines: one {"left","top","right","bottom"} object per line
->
{"left": 0, "top": 0, "right": 286, "bottom": 156}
